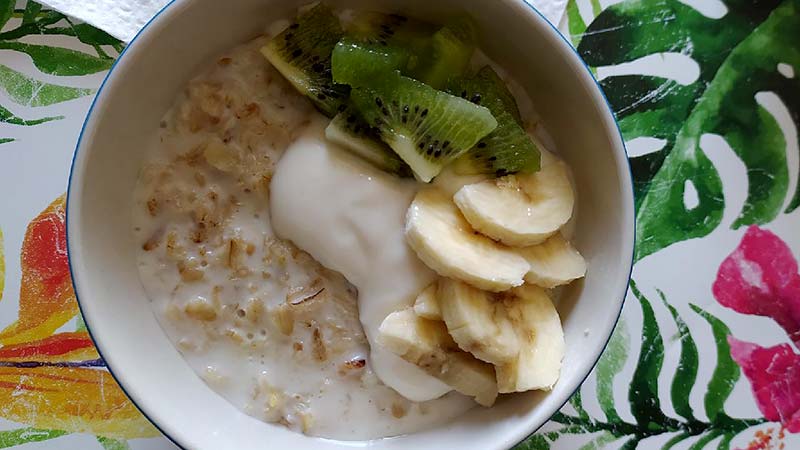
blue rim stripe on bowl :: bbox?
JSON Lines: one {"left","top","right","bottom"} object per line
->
{"left": 504, "top": 1, "right": 635, "bottom": 449}
{"left": 66, "top": 1, "right": 184, "bottom": 448}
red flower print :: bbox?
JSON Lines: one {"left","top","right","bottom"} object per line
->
{"left": 729, "top": 337, "right": 800, "bottom": 433}
{"left": 713, "top": 226, "right": 800, "bottom": 435}
{"left": 713, "top": 226, "right": 800, "bottom": 346}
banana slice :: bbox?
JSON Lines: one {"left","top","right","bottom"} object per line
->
{"left": 497, "top": 285, "right": 565, "bottom": 393}
{"left": 438, "top": 278, "right": 520, "bottom": 365}
{"left": 453, "top": 158, "right": 574, "bottom": 247}
{"left": 519, "top": 234, "right": 586, "bottom": 288}
{"left": 405, "top": 188, "right": 529, "bottom": 292}
{"left": 414, "top": 282, "right": 442, "bottom": 320}
{"left": 379, "top": 308, "right": 498, "bottom": 406}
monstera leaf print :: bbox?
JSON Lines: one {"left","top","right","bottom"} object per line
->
{"left": 0, "top": 1, "right": 121, "bottom": 143}
{"left": 576, "top": 0, "right": 800, "bottom": 260}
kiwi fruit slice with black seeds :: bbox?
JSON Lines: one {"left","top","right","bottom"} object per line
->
{"left": 331, "top": 37, "right": 410, "bottom": 87}
{"left": 261, "top": 4, "right": 349, "bottom": 117}
{"left": 347, "top": 12, "right": 435, "bottom": 75}
{"left": 349, "top": 72, "right": 497, "bottom": 182}
{"left": 447, "top": 66, "right": 539, "bottom": 176}
{"left": 326, "top": 110, "right": 411, "bottom": 176}
{"left": 472, "top": 65, "right": 523, "bottom": 124}
{"left": 413, "top": 16, "right": 477, "bottom": 88}
{"left": 348, "top": 12, "right": 434, "bottom": 50}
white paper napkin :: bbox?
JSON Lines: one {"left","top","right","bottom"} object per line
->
{"left": 38, "top": 0, "right": 568, "bottom": 43}
{"left": 38, "top": 0, "right": 170, "bottom": 43}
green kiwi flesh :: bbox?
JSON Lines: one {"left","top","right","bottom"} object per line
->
{"left": 350, "top": 72, "right": 497, "bottom": 182}
{"left": 347, "top": 12, "right": 434, "bottom": 51}
{"left": 331, "top": 38, "right": 410, "bottom": 87}
{"left": 261, "top": 4, "right": 349, "bottom": 117}
{"left": 413, "top": 16, "right": 477, "bottom": 88}
{"left": 448, "top": 66, "right": 539, "bottom": 176}
{"left": 325, "top": 111, "right": 411, "bottom": 176}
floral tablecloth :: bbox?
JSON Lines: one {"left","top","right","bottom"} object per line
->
{"left": 0, "top": 0, "right": 797, "bottom": 448}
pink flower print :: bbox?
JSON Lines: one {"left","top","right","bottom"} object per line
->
{"left": 728, "top": 336, "right": 800, "bottom": 433}
{"left": 713, "top": 226, "right": 800, "bottom": 346}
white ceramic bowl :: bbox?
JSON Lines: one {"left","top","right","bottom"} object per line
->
{"left": 67, "top": 0, "right": 634, "bottom": 448}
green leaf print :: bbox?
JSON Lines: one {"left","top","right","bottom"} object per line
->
{"left": 0, "top": 42, "right": 113, "bottom": 75}
{"left": 0, "top": 1, "right": 122, "bottom": 143}
{"left": 628, "top": 281, "right": 676, "bottom": 429}
{"left": 579, "top": 0, "right": 800, "bottom": 260}
{"left": 689, "top": 305, "right": 740, "bottom": 422}
{"left": 0, "top": 64, "right": 93, "bottom": 106}
{"left": 0, "top": 103, "right": 61, "bottom": 125}
{"left": 516, "top": 434, "right": 551, "bottom": 450}
{"left": 577, "top": 432, "right": 618, "bottom": 450}
{"left": 96, "top": 436, "right": 131, "bottom": 450}
{"left": 520, "top": 281, "right": 765, "bottom": 449}
{"left": 70, "top": 23, "right": 119, "bottom": 46}
{"left": 566, "top": 0, "right": 587, "bottom": 47}
{"left": 21, "top": 2, "right": 43, "bottom": 25}
{"left": 595, "top": 317, "right": 629, "bottom": 422}
{"left": 0, "top": 0, "right": 14, "bottom": 31}
{"left": 0, "top": 428, "right": 67, "bottom": 448}
{"left": 660, "top": 292, "right": 698, "bottom": 422}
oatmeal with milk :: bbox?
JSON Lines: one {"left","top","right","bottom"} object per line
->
{"left": 134, "top": 3, "right": 586, "bottom": 440}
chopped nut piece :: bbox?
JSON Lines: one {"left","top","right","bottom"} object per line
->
{"left": 311, "top": 328, "right": 327, "bottom": 362}
{"left": 344, "top": 358, "right": 366, "bottom": 370}
{"left": 287, "top": 286, "right": 324, "bottom": 305}
{"left": 237, "top": 103, "right": 260, "bottom": 119}
{"left": 185, "top": 297, "right": 217, "bottom": 321}
{"left": 146, "top": 197, "right": 159, "bottom": 216}
{"left": 272, "top": 304, "right": 294, "bottom": 335}
{"left": 204, "top": 138, "right": 238, "bottom": 172}
{"left": 391, "top": 402, "right": 407, "bottom": 419}
{"left": 293, "top": 342, "right": 303, "bottom": 352}
{"left": 142, "top": 237, "right": 160, "bottom": 251}
{"left": 178, "top": 261, "right": 205, "bottom": 282}
{"left": 245, "top": 298, "right": 265, "bottom": 323}
{"left": 299, "top": 412, "right": 314, "bottom": 434}
{"left": 165, "top": 232, "right": 185, "bottom": 260}
{"left": 203, "top": 366, "right": 228, "bottom": 387}
{"left": 226, "top": 237, "right": 249, "bottom": 271}
{"left": 225, "top": 328, "right": 244, "bottom": 344}
{"left": 338, "top": 358, "right": 366, "bottom": 376}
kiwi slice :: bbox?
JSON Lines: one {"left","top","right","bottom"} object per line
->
{"left": 344, "top": 13, "right": 475, "bottom": 88}
{"left": 447, "top": 66, "right": 539, "bottom": 176}
{"left": 331, "top": 37, "right": 410, "bottom": 87}
{"left": 326, "top": 111, "right": 412, "bottom": 176}
{"left": 350, "top": 72, "right": 498, "bottom": 182}
{"left": 472, "top": 65, "right": 523, "bottom": 124}
{"left": 348, "top": 12, "right": 434, "bottom": 49}
{"left": 414, "top": 16, "right": 477, "bottom": 88}
{"left": 346, "top": 12, "right": 434, "bottom": 77}
{"left": 261, "top": 4, "right": 349, "bottom": 117}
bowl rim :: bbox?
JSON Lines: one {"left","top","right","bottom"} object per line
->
{"left": 66, "top": 0, "right": 635, "bottom": 448}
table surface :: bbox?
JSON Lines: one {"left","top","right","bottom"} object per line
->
{"left": 0, "top": 0, "right": 798, "bottom": 449}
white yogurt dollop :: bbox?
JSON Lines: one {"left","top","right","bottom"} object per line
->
{"left": 270, "top": 118, "right": 452, "bottom": 401}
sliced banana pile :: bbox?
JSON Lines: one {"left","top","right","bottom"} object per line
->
{"left": 379, "top": 152, "right": 585, "bottom": 406}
